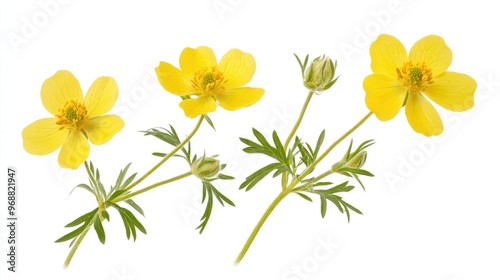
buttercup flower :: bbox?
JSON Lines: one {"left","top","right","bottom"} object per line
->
{"left": 22, "top": 70, "right": 124, "bottom": 169}
{"left": 156, "top": 46, "right": 265, "bottom": 118}
{"left": 363, "top": 34, "right": 477, "bottom": 136}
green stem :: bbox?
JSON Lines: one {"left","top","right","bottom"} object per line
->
{"left": 283, "top": 91, "right": 314, "bottom": 149}
{"left": 292, "top": 169, "right": 334, "bottom": 192}
{"left": 235, "top": 111, "right": 373, "bottom": 264}
{"left": 281, "top": 91, "right": 314, "bottom": 189}
{"left": 113, "top": 171, "right": 192, "bottom": 203}
{"left": 234, "top": 189, "right": 289, "bottom": 265}
{"left": 85, "top": 161, "right": 103, "bottom": 206}
{"left": 123, "top": 115, "right": 204, "bottom": 192}
{"left": 63, "top": 221, "right": 92, "bottom": 268}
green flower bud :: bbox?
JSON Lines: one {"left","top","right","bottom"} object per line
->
{"left": 331, "top": 161, "right": 346, "bottom": 172}
{"left": 345, "top": 151, "right": 367, "bottom": 169}
{"left": 304, "top": 55, "right": 338, "bottom": 93}
{"left": 191, "top": 156, "right": 220, "bottom": 181}
{"left": 332, "top": 151, "right": 367, "bottom": 172}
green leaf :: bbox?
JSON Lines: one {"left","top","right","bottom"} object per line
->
{"left": 93, "top": 216, "right": 106, "bottom": 244}
{"left": 57, "top": 208, "right": 99, "bottom": 243}
{"left": 297, "top": 140, "right": 313, "bottom": 166}
{"left": 325, "top": 195, "right": 344, "bottom": 213}
{"left": 293, "top": 53, "right": 309, "bottom": 78}
{"left": 143, "top": 127, "right": 179, "bottom": 147}
{"left": 70, "top": 183, "right": 95, "bottom": 196}
{"left": 310, "top": 183, "right": 363, "bottom": 221}
{"left": 240, "top": 137, "right": 277, "bottom": 159}
{"left": 295, "top": 192, "right": 313, "bottom": 202}
{"left": 339, "top": 167, "right": 374, "bottom": 177}
{"left": 272, "top": 131, "right": 286, "bottom": 162}
{"left": 210, "top": 183, "right": 235, "bottom": 207}
{"left": 196, "top": 184, "right": 213, "bottom": 234}
{"left": 97, "top": 180, "right": 106, "bottom": 201}
{"left": 55, "top": 224, "right": 88, "bottom": 243}
{"left": 271, "top": 166, "right": 288, "bottom": 178}
{"left": 89, "top": 161, "right": 95, "bottom": 174}
{"left": 313, "top": 130, "right": 326, "bottom": 159}
{"left": 240, "top": 162, "right": 284, "bottom": 191}
{"left": 204, "top": 114, "right": 216, "bottom": 131}
{"left": 107, "top": 189, "right": 127, "bottom": 202}
{"left": 152, "top": 152, "right": 167, "bottom": 157}
{"left": 293, "top": 53, "right": 304, "bottom": 74}
{"left": 353, "top": 174, "right": 367, "bottom": 191}
{"left": 65, "top": 208, "right": 98, "bottom": 228}
{"left": 252, "top": 128, "right": 277, "bottom": 156}
{"left": 196, "top": 182, "right": 234, "bottom": 234}
{"left": 353, "top": 139, "right": 375, "bottom": 156}
{"left": 343, "top": 200, "right": 363, "bottom": 215}
{"left": 121, "top": 213, "right": 131, "bottom": 240}
{"left": 342, "top": 139, "right": 354, "bottom": 161}
{"left": 320, "top": 196, "right": 327, "bottom": 218}
{"left": 303, "top": 54, "right": 309, "bottom": 73}
{"left": 337, "top": 199, "right": 361, "bottom": 223}
{"left": 114, "top": 162, "right": 132, "bottom": 189}
{"left": 142, "top": 126, "right": 192, "bottom": 163}
{"left": 102, "top": 210, "right": 110, "bottom": 221}
{"left": 323, "top": 181, "right": 350, "bottom": 194}
{"left": 109, "top": 202, "right": 147, "bottom": 241}
{"left": 312, "top": 181, "right": 333, "bottom": 187}
{"left": 121, "top": 207, "right": 147, "bottom": 235}
{"left": 122, "top": 173, "right": 138, "bottom": 189}
{"left": 125, "top": 199, "right": 145, "bottom": 216}
{"left": 217, "top": 173, "right": 234, "bottom": 180}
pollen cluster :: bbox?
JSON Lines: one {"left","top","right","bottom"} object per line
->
{"left": 56, "top": 100, "right": 88, "bottom": 130}
{"left": 396, "top": 61, "right": 433, "bottom": 93}
{"left": 191, "top": 66, "right": 226, "bottom": 95}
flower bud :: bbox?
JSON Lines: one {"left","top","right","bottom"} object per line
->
{"left": 331, "top": 161, "right": 346, "bottom": 173}
{"left": 191, "top": 156, "right": 221, "bottom": 181}
{"left": 304, "top": 55, "right": 338, "bottom": 93}
{"left": 345, "top": 151, "right": 367, "bottom": 169}
{"left": 332, "top": 151, "right": 367, "bottom": 172}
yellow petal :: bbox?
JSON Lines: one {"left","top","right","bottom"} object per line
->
{"left": 408, "top": 35, "right": 452, "bottom": 76}
{"left": 218, "top": 49, "right": 256, "bottom": 89}
{"left": 216, "top": 87, "right": 264, "bottom": 111}
{"left": 405, "top": 93, "right": 443, "bottom": 136}
{"left": 369, "top": 34, "right": 407, "bottom": 77}
{"left": 179, "top": 96, "right": 217, "bottom": 118}
{"left": 156, "top": 61, "right": 195, "bottom": 96}
{"left": 363, "top": 74, "right": 407, "bottom": 121}
{"left": 41, "top": 70, "right": 83, "bottom": 115}
{"left": 179, "top": 46, "right": 217, "bottom": 77}
{"left": 85, "top": 115, "right": 124, "bottom": 145}
{"left": 22, "top": 118, "right": 68, "bottom": 155}
{"left": 424, "top": 72, "right": 476, "bottom": 112}
{"left": 58, "top": 130, "right": 90, "bottom": 169}
{"left": 84, "top": 76, "right": 118, "bottom": 118}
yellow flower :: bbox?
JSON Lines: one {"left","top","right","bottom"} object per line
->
{"left": 156, "top": 46, "right": 265, "bottom": 118}
{"left": 22, "top": 70, "right": 124, "bottom": 169}
{"left": 363, "top": 34, "right": 477, "bottom": 136}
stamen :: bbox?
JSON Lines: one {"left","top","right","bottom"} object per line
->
{"left": 191, "top": 66, "right": 225, "bottom": 95}
{"left": 56, "top": 100, "right": 88, "bottom": 130}
{"left": 396, "top": 61, "right": 433, "bottom": 93}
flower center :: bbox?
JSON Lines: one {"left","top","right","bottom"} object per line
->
{"left": 56, "top": 100, "right": 88, "bottom": 130}
{"left": 191, "top": 66, "right": 226, "bottom": 95}
{"left": 396, "top": 61, "right": 433, "bottom": 93}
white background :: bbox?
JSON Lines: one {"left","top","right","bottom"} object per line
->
{"left": 1, "top": 0, "right": 500, "bottom": 279}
